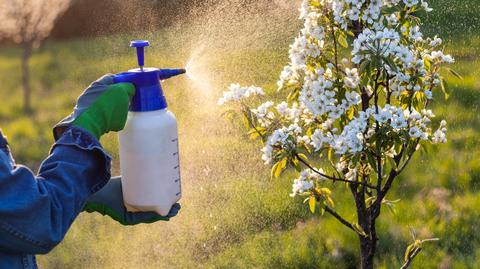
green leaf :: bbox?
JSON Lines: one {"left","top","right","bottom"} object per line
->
{"left": 360, "top": 60, "right": 370, "bottom": 74}
{"left": 404, "top": 243, "right": 415, "bottom": 262}
{"left": 347, "top": 107, "right": 355, "bottom": 120}
{"left": 440, "top": 78, "right": 450, "bottom": 100}
{"left": 365, "top": 196, "right": 376, "bottom": 207}
{"left": 404, "top": 241, "right": 421, "bottom": 262}
{"left": 424, "top": 58, "right": 431, "bottom": 70}
{"left": 319, "top": 187, "right": 332, "bottom": 195}
{"left": 274, "top": 158, "right": 288, "bottom": 178}
{"left": 297, "top": 153, "right": 309, "bottom": 162}
{"left": 242, "top": 114, "right": 251, "bottom": 129}
{"left": 309, "top": 196, "right": 316, "bottom": 213}
{"left": 387, "top": 157, "right": 398, "bottom": 172}
{"left": 287, "top": 88, "right": 300, "bottom": 102}
{"left": 325, "top": 196, "right": 335, "bottom": 208}
{"left": 271, "top": 161, "right": 280, "bottom": 179}
{"left": 367, "top": 153, "right": 377, "bottom": 170}
{"left": 384, "top": 57, "right": 398, "bottom": 72}
{"left": 292, "top": 157, "right": 301, "bottom": 172}
{"left": 446, "top": 68, "right": 463, "bottom": 80}
{"left": 328, "top": 147, "right": 334, "bottom": 163}
{"left": 385, "top": 202, "right": 398, "bottom": 216}
{"left": 338, "top": 31, "right": 348, "bottom": 48}
{"left": 248, "top": 128, "right": 264, "bottom": 140}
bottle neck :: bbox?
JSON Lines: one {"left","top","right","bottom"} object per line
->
{"left": 129, "top": 84, "right": 168, "bottom": 112}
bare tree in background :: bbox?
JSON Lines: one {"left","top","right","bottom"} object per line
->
{"left": 0, "top": 0, "right": 71, "bottom": 113}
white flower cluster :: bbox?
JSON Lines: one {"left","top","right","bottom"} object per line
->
{"left": 290, "top": 169, "right": 326, "bottom": 197}
{"left": 352, "top": 28, "right": 409, "bottom": 65}
{"left": 275, "top": 102, "right": 303, "bottom": 122}
{"left": 300, "top": 67, "right": 362, "bottom": 119}
{"left": 218, "top": 83, "right": 264, "bottom": 106}
{"left": 261, "top": 124, "right": 303, "bottom": 164}
{"left": 250, "top": 101, "right": 305, "bottom": 128}
{"left": 251, "top": 101, "right": 275, "bottom": 127}
{"left": 308, "top": 105, "right": 447, "bottom": 155}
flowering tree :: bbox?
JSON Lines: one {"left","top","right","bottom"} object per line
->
{"left": 0, "top": 0, "right": 71, "bottom": 113}
{"left": 219, "top": 0, "right": 457, "bottom": 268}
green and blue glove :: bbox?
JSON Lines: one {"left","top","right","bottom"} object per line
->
{"left": 83, "top": 177, "right": 181, "bottom": 225}
{"left": 54, "top": 74, "right": 135, "bottom": 140}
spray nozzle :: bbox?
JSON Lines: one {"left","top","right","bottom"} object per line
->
{"left": 130, "top": 40, "right": 150, "bottom": 70}
{"left": 158, "top": 69, "right": 186, "bottom": 80}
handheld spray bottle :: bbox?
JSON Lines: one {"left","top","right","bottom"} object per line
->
{"left": 113, "top": 40, "right": 185, "bottom": 216}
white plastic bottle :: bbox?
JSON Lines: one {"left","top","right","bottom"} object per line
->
{"left": 119, "top": 109, "right": 181, "bottom": 216}
{"left": 113, "top": 40, "right": 185, "bottom": 216}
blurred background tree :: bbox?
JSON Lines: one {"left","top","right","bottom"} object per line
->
{"left": 0, "top": 0, "right": 71, "bottom": 113}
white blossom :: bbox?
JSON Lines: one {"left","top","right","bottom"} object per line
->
{"left": 344, "top": 68, "right": 360, "bottom": 89}
{"left": 290, "top": 168, "right": 327, "bottom": 197}
{"left": 424, "top": 90, "right": 433, "bottom": 99}
{"left": 252, "top": 102, "right": 275, "bottom": 127}
{"left": 432, "top": 120, "right": 447, "bottom": 144}
{"left": 218, "top": 84, "right": 264, "bottom": 105}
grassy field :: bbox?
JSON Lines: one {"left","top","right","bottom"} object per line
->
{"left": 0, "top": 1, "right": 479, "bottom": 268}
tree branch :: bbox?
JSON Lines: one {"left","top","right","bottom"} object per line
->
{"left": 295, "top": 153, "right": 377, "bottom": 189}
{"left": 324, "top": 206, "right": 356, "bottom": 232}
{"left": 380, "top": 139, "right": 419, "bottom": 199}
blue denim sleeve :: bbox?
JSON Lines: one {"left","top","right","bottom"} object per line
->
{"left": 0, "top": 127, "right": 111, "bottom": 255}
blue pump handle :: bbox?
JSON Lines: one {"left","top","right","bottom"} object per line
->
{"left": 130, "top": 40, "right": 150, "bottom": 69}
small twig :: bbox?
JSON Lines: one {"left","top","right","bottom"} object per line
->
{"left": 330, "top": 25, "right": 340, "bottom": 78}
{"left": 400, "top": 247, "right": 422, "bottom": 269}
{"left": 400, "top": 238, "right": 439, "bottom": 269}
{"left": 295, "top": 154, "right": 377, "bottom": 189}
{"left": 242, "top": 105, "right": 263, "bottom": 139}
{"left": 395, "top": 139, "right": 420, "bottom": 176}
{"left": 386, "top": 75, "right": 392, "bottom": 105}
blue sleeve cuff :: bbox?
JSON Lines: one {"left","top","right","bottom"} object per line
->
{"left": 52, "top": 126, "right": 112, "bottom": 194}
{"left": 0, "top": 130, "right": 9, "bottom": 154}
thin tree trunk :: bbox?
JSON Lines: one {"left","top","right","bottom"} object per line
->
{"left": 351, "top": 184, "right": 378, "bottom": 269}
{"left": 360, "top": 236, "right": 376, "bottom": 269}
{"left": 21, "top": 42, "right": 33, "bottom": 114}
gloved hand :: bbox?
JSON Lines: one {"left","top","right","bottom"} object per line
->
{"left": 83, "top": 177, "right": 181, "bottom": 225}
{"left": 54, "top": 75, "right": 135, "bottom": 140}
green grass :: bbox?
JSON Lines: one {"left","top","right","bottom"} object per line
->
{"left": 0, "top": 2, "right": 478, "bottom": 268}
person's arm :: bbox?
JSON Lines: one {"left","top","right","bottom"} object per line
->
{"left": 0, "top": 127, "right": 111, "bottom": 255}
